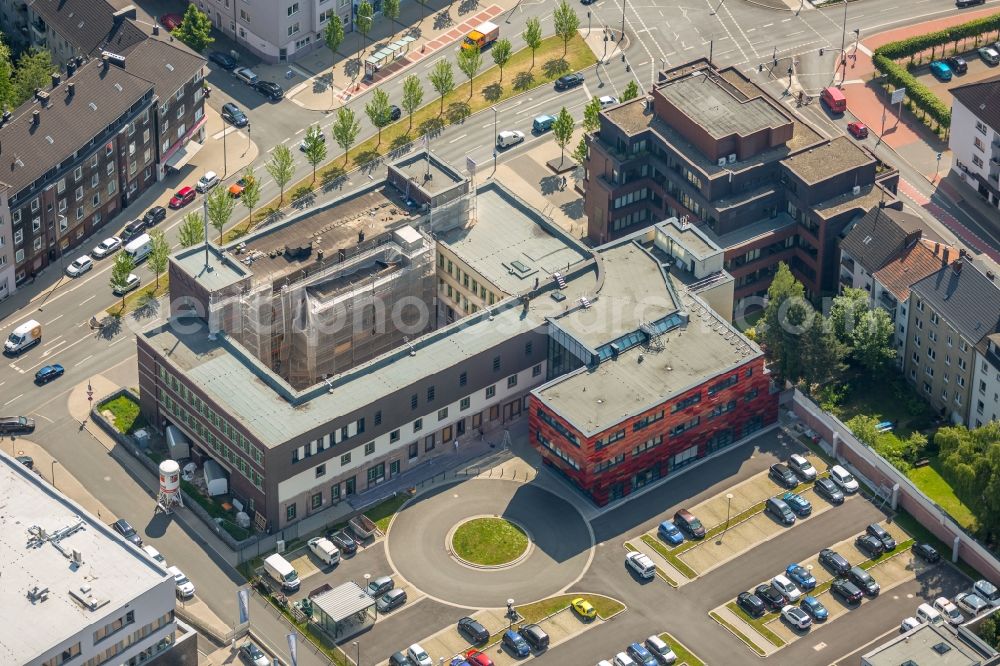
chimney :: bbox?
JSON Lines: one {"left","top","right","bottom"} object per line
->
{"left": 942, "top": 248, "right": 950, "bottom": 266}
{"left": 66, "top": 61, "right": 76, "bottom": 77}
{"left": 31, "top": 110, "right": 40, "bottom": 126}
{"left": 152, "top": 25, "right": 160, "bottom": 36}
{"left": 987, "top": 271, "right": 996, "bottom": 281}
{"left": 34, "top": 90, "right": 50, "bottom": 106}
{"left": 959, "top": 248, "right": 967, "bottom": 259}
{"left": 51, "top": 73, "right": 61, "bottom": 88}
{"left": 358, "top": 230, "right": 365, "bottom": 244}
{"left": 954, "top": 260, "right": 963, "bottom": 274}
{"left": 101, "top": 55, "right": 109, "bottom": 72}
{"left": 67, "top": 82, "right": 75, "bottom": 97}
{"left": 934, "top": 242, "right": 940, "bottom": 256}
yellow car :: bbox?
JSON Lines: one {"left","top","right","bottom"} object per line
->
{"left": 571, "top": 597, "right": 597, "bottom": 620}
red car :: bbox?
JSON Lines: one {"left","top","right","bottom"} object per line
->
{"left": 465, "top": 650, "right": 494, "bottom": 666}
{"left": 847, "top": 121, "right": 869, "bottom": 140}
{"left": 159, "top": 13, "right": 183, "bottom": 31}
{"left": 169, "top": 186, "right": 196, "bottom": 209}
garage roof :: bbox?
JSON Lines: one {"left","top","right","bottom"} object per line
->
{"left": 312, "top": 582, "right": 374, "bottom": 623}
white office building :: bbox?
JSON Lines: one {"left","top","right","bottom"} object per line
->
{"left": 948, "top": 74, "right": 1000, "bottom": 211}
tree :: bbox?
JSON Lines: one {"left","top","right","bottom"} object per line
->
{"left": 172, "top": 4, "right": 214, "bottom": 53}
{"left": 552, "top": 0, "right": 580, "bottom": 56}
{"left": 12, "top": 49, "right": 54, "bottom": 107}
{"left": 325, "top": 15, "right": 345, "bottom": 56}
{"left": 492, "top": 39, "right": 513, "bottom": 83}
{"left": 620, "top": 80, "right": 640, "bottom": 102}
{"left": 240, "top": 169, "right": 261, "bottom": 225}
{"left": 583, "top": 97, "right": 602, "bottom": 133}
{"left": 178, "top": 212, "right": 205, "bottom": 248}
{"left": 523, "top": 17, "right": 543, "bottom": 69}
{"left": 331, "top": 106, "right": 361, "bottom": 164}
{"left": 364, "top": 88, "right": 393, "bottom": 147}
{"left": 401, "top": 75, "right": 424, "bottom": 130}
{"left": 383, "top": 0, "right": 400, "bottom": 33}
{"left": 830, "top": 287, "right": 870, "bottom": 344}
{"left": 356, "top": 0, "right": 374, "bottom": 54}
{"left": 429, "top": 59, "right": 455, "bottom": 114}
{"left": 266, "top": 145, "right": 295, "bottom": 205}
{"left": 571, "top": 136, "right": 588, "bottom": 165}
{"left": 799, "top": 312, "right": 844, "bottom": 392}
{"left": 302, "top": 125, "right": 328, "bottom": 182}
{"left": 760, "top": 262, "right": 808, "bottom": 385}
{"left": 206, "top": 186, "right": 237, "bottom": 243}
{"left": 147, "top": 229, "right": 170, "bottom": 288}
{"left": 0, "top": 36, "right": 15, "bottom": 112}
{"left": 110, "top": 252, "right": 135, "bottom": 309}
{"left": 851, "top": 308, "right": 896, "bottom": 372}
{"left": 551, "top": 107, "right": 575, "bottom": 168}
{"left": 457, "top": 48, "right": 482, "bottom": 98}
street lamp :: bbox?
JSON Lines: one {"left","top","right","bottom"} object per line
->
{"left": 839, "top": 0, "right": 849, "bottom": 81}
{"left": 620, "top": 0, "right": 626, "bottom": 45}
{"left": 507, "top": 598, "right": 515, "bottom": 629}
{"left": 51, "top": 459, "right": 59, "bottom": 488}
{"left": 363, "top": 573, "right": 371, "bottom": 592}
{"left": 492, "top": 106, "right": 498, "bottom": 175}
{"left": 718, "top": 492, "right": 734, "bottom": 543}
{"left": 787, "top": 66, "right": 793, "bottom": 93}
{"left": 352, "top": 641, "right": 359, "bottom": 666}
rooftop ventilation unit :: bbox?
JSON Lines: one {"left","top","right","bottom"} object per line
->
{"left": 717, "top": 157, "right": 727, "bottom": 167}
{"left": 727, "top": 154, "right": 736, "bottom": 163}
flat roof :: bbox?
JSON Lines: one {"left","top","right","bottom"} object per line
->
{"left": 861, "top": 623, "right": 993, "bottom": 666}
{"left": 392, "top": 153, "right": 464, "bottom": 195}
{"left": 535, "top": 243, "right": 760, "bottom": 435}
{"left": 0, "top": 454, "right": 171, "bottom": 664}
{"left": 172, "top": 245, "right": 250, "bottom": 292}
{"left": 782, "top": 136, "right": 873, "bottom": 185}
{"left": 439, "top": 185, "right": 590, "bottom": 295}
{"left": 701, "top": 213, "right": 797, "bottom": 250}
{"left": 313, "top": 582, "right": 374, "bottom": 622}
{"left": 658, "top": 218, "right": 718, "bottom": 259}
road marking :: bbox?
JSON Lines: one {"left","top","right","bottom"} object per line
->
{"left": 44, "top": 335, "right": 65, "bottom": 347}
{"left": 4, "top": 393, "right": 22, "bottom": 406}
{"left": 781, "top": 17, "right": 792, "bottom": 22}
{"left": 448, "top": 133, "right": 467, "bottom": 144}
{"left": 23, "top": 333, "right": 92, "bottom": 372}
{"left": 80, "top": 295, "right": 95, "bottom": 305}
{"left": 44, "top": 314, "right": 63, "bottom": 325}
{"left": 109, "top": 336, "right": 129, "bottom": 347}
{"left": 42, "top": 340, "right": 67, "bottom": 357}
{"left": 762, "top": 23, "right": 773, "bottom": 27}
{"left": 787, "top": 30, "right": 804, "bottom": 37}
{"left": 75, "top": 355, "right": 94, "bottom": 367}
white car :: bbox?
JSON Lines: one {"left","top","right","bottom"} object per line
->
{"left": 781, "top": 604, "right": 812, "bottom": 630}
{"left": 974, "top": 579, "right": 1000, "bottom": 607}
{"left": 956, "top": 592, "right": 989, "bottom": 616}
{"left": 239, "top": 642, "right": 270, "bottom": 666}
{"left": 772, "top": 574, "right": 802, "bottom": 602}
{"left": 113, "top": 273, "right": 141, "bottom": 296}
{"left": 612, "top": 653, "right": 636, "bottom": 666}
{"left": 645, "top": 635, "right": 677, "bottom": 664}
{"left": 407, "top": 644, "right": 432, "bottom": 666}
{"left": 788, "top": 453, "right": 817, "bottom": 481}
{"left": 141, "top": 545, "right": 167, "bottom": 567}
{"left": 597, "top": 661, "right": 614, "bottom": 666}
{"left": 91, "top": 236, "right": 122, "bottom": 259}
{"left": 66, "top": 256, "right": 93, "bottom": 277}
{"left": 933, "top": 597, "right": 964, "bottom": 625}
{"left": 167, "top": 565, "right": 195, "bottom": 598}
{"left": 234, "top": 66, "right": 259, "bottom": 85}
{"left": 299, "top": 130, "right": 327, "bottom": 151}
{"left": 625, "top": 550, "right": 656, "bottom": 579}
{"left": 196, "top": 171, "right": 219, "bottom": 192}
{"left": 598, "top": 95, "right": 619, "bottom": 108}
{"left": 496, "top": 130, "right": 525, "bottom": 149}
{"left": 900, "top": 616, "right": 921, "bottom": 632}
{"left": 829, "top": 464, "right": 859, "bottom": 493}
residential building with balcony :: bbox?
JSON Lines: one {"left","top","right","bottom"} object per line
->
{"left": 583, "top": 58, "right": 898, "bottom": 313}
{"left": 21, "top": 0, "right": 143, "bottom": 68}
{"left": 903, "top": 251, "right": 1000, "bottom": 424}
{"left": 971, "top": 334, "right": 1000, "bottom": 428}
{"left": 840, "top": 205, "right": 956, "bottom": 365}
{"left": 949, "top": 73, "right": 1000, "bottom": 211}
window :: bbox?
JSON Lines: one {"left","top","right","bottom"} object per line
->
{"left": 427, "top": 386, "right": 435, "bottom": 402}
{"left": 374, "top": 410, "right": 382, "bottom": 426}
{"left": 671, "top": 393, "right": 701, "bottom": 412}
{"left": 410, "top": 393, "right": 418, "bottom": 410}
{"left": 593, "top": 453, "right": 625, "bottom": 473}
{"left": 633, "top": 410, "right": 664, "bottom": 431}
{"left": 365, "top": 441, "right": 375, "bottom": 456}
{"left": 507, "top": 374, "right": 518, "bottom": 388}
{"left": 92, "top": 193, "right": 100, "bottom": 207}
{"left": 315, "top": 464, "right": 326, "bottom": 478}
{"left": 413, "top": 418, "right": 423, "bottom": 432}
{"left": 390, "top": 429, "right": 400, "bottom": 443}
{"left": 13, "top": 229, "right": 22, "bottom": 245}
{"left": 311, "top": 492, "right": 323, "bottom": 510}
{"left": 459, "top": 371, "right": 467, "bottom": 386}
{"left": 707, "top": 375, "right": 738, "bottom": 395}
{"left": 341, "top": 452, "right": 351, "bottom": 465}
{"left": 670, "top": 416, "right": 701, "bottom": 436}
{"left": 287, "top": 2, "right": 300, "bottom": 15}
{"left": 532, "top": 363, "right": 542, "bottom": 377}
{"left": 710, "top": 400, "right": 736, "bottom": 418}
{"left": 287, "top": 22, "right": 300, "bottom": 36}
{"left": 974, "top": 137, "right": 985, "bottom": 151}
{"left": 930, "top": 312, "right": 939, "bottom": 325}
{"left": 485, "top": 385, "right": 496, "bottom": 399}
{"left": 595, "top": 429, "right": 625, "bottom": 450}
{"left": 408, "top": 442, "right": 418, "bottom": 459}
{"left": 976, "top": 120, "right": 988, "bottom": 134}
{"left": 31, "top": 217, "right": 41, "bottom": 232}
{"left": 633, "top": 435, "right": 662, "bottom": 456}
{"left": 424, "top": 434, "right": 435, "bottom": 451}
{"left": 286, "top": 503, "right": 297, "bottom": 521}
{"left": 524, "top": 341, "right": 533, "bottom": 356}
{"left": 438, "top": 407, "right": 448, "bottom": 420}
{"left": 240, "top": 8, "right": 251, "bottom": 21}
{"left": 107, "top": 180, "right": 116, "bottom": 195}
{"left": 460, "top": 397, "right": 470, "bottom": 410}
{"left": 492, "top": 355, "right": 501, "bottom": 371}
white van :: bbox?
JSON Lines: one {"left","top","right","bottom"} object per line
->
{"left": 142, "top": 545, "right": 167, "bottom": 568}
{"left": 308, "top": 537, "right": 341, "bottom": 565}
{"left": 264, "top": 553, "right": 300, "bottom": 592}
{"left": 4, "top": 319, "right": 42, "bottom": 354}
{"left": 124, "top": 233, "right": 152, "bottom": 263}
{"left": 916, "top": 602, "right": 943, "bottom": 625}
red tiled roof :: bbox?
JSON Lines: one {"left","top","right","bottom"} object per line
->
{"left": 874, "top": 239, "right": 954, "bottom": 302}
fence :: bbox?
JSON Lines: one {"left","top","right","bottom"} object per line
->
{"left": 790, "top": 389, "right": 1000, "bottom": 581}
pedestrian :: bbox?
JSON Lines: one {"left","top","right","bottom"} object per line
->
{"left": 30, "top": 270, "right": 36, "bottom": 284}
{"left": 454, "top": 438, "right": 459, "bottom": 453}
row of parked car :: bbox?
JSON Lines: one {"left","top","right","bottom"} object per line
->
{"left": 900, "top": 580, "right": 1000, "bottom": 631}
{"left": 929, "top": 42, "right": 1000, "bottom": 81}
{"left": 389, "top": 619, "right": 551, "bottom": 666}
{"left": 599, "top": 636, "right": 677, "bottom": 666}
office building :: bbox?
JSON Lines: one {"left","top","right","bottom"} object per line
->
{"left": 948, "top": 73, "right": 1000, "bottom": 211}
{"left": 861, "top": 621, "right": 999, "bottom": 666}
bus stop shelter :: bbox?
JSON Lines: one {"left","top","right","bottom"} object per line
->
{"left": 364, "top": 36, "right": 415, "bottom": 79}
{"left": 311, "top": 582, "right": 376, "bottom": 639}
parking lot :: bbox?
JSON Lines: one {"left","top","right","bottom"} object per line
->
{"left": 912, "top": 45, "right": 1000, "bottom": 108}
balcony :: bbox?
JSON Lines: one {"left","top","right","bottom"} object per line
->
{"left": 879, "top": 292, "right": 897, "bottom": 316}
{"left": 840, "top": 255, "right": 855, "bottom": 273}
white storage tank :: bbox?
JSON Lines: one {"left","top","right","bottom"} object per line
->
{"left": 157, "top": 459, "right": 183, "bottom": 511}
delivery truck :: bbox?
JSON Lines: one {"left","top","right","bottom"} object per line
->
{"left": 5, "top": 320, "right": 41, "bottom": 355}
{"left": 462, "top": 21, "right": 499, "bottom": 50}
{"left": 124, "top": 233, "right": 153, "bottom": 264}
{"left": 264, "top": 553, "right": 301, "bottom": 592}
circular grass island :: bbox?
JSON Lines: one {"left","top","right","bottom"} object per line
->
{"left": 451, "top": 517, "right": 530, "bottom": 567}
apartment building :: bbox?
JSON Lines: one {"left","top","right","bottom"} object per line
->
{"left": 839, "top": 205, "right": 956, "bottom": 365}
{"left": 21, "top": 0, "right": 144, "bottom": 68}
{"left": 0, "top": 452, "right": 197, "bottom": 666}
{"left": 903, "top": 252, "right": 1000, "bottom": 424}
{"left": 193, "top": 0, "right": 357, "bottom": 63}
{"left": 583, "top": 58, "right": 899, "bottom": 311}
{"left": 948, "top": 73, "right": 1000, "bottom": 211}
{"left": 971, "top": 334, "right": 1000, "bottom": 428}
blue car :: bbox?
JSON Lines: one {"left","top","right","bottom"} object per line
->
{"left": 449, "top": 659, "right": 470, "bottom": 666}
{"left": 658, "top": 520, "right": 684, "bottom": 546}
{"left": 502, "top": 629, "right": 530, "bottom": 658}
{"left": 783, "top": 491, "right": 812, "bottom": 517}
{"left": 930, "top": 60, "right": 953, "bottom": 81}
{"left": 800, "top": 595, "right": 828, "bottom": 621}
{"left": 627, "top": 643, "right": 658, "bottom": 666}
{"left": 35, "top": 363, "right": 65, "bottom": 384}
{"left": 786, "top": 563, "right": 817, "bottom": 590}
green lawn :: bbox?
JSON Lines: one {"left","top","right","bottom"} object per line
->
{"left": 515, "top": 593, "right": 625, "bottom": 624}
{"left": 640, "top": 534, "right": 697, "bottom": 579}
{"left": 624, "top": 542, "right": 678, "bottom": 587}
{"left": 364, "top": 493, "right": 410, "bottom": 533}
{"left": 99, "top": 394, "right": 145, "bottom": 434}
{"left": 452, "top": 517, "right": 528, "bottom": 566}
{"left": 709, "top": 612, "right": 765, "bottom": 656}
{"left": 907, "top": 457, "right": 977, "bottom": 530}
{"left": 824, "top": 369, "right": 937, "bottom": 438}
{"left": 658, "top": 632, "right": 705, "bottom": 666}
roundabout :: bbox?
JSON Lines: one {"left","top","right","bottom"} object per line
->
{"left": 386, "top": 479, "right": 594, "bottom": 608}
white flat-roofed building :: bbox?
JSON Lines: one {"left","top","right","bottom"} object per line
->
{"left": 0, "top": 451, "right": 182, "bottom": 666}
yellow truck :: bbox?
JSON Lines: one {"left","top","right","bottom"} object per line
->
{"left": 462, "top": 21, "right": 500, "bottom": 51}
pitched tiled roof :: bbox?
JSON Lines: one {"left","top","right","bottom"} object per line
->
{"left": 27, "top": 0, "right": 137, "bottom": 57}
{"left": 0, "top": 61, "right": 153, "bottom": 196}
{"left": 874, "top": 239, "right": 954, "bottom": 302}
{"left": 951, "top": 73, "right": 1000, "bottom": 134}
{"left": 910, "top": 254, "right": 1000, "bottom": 344}
{"left": 840, "top": 206, "right": 923, "bottom": 272}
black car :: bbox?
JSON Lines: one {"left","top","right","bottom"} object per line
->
{"left": 388, "top": 652, "right": 413, "bottom": 666}
{"left": 830, "top": 578, "right": 864, "bottom": 604}
{"left": 458, "top": 616, "right": 490, "bottom": 644}
{"left": 769, "top": 463, "right": 799, "bottom": 489}
{"left": 956, "top": 0, "right": 985, "bottom": 7}
{"left": 673, "top": 509, "right": 706, "bottom": 538}
{"left": 855, "top": 534, "right": 885, "bottom": 559}
{"left": 847, "top": 565, "right": 879, "bottom": 596}
{"left": 518, "top": 624, "right": 549, "bottom": 651}
{"left": 765, "top": 497, "right": 796, "bottom": 525}
{"left": 554, "top": 73, "right": 585, "bottom": 91}
{"left": 328, "top": 530, "right": 358, "bottom": 554}
{"left": 818, "top": 548, "right": 851, "bottom": 576}
{"left": 866, "top": 523, "right": 897, "bottom": 551}
{"left": 737, "top": 591, "right": 766, "bottom": 618}
{"left": 754, "top": 583, "right": 785, "bottom": 612}
{"left": 121, "top": 218, "right": 147, "bottom": 241}
{"left": 208, "top": 51, "right": 238, "bottom": 70}
{"left": 813, "top": 477, "right": 845, "bottom": 504}
{"left": 913, "top": 542, "right": 941, "bottom": 563}
{"left": 143, "top": 206, "right": 167, "bottom": 226}
{"left": 15, "top": 455, "right": 33, "bottom": 469}
{"left": 254, "top": 80, "right": 284, "bottom": 101}
{"left": 389, "top": 105, "right": 402, "bottom": 121}
{"left": 112, "top": 518, "right": 143, "bottom": 546}
{"left": 946, "top": 56, "right": 968, "bottom": 74}
{"left": 221, "top": 102, "right": 249, "bottom": 128}
{"left": 0, "top": 416, "right": 35, "bottom": 434}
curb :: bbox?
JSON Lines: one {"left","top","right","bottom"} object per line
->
{"left": 446, "top": 515, "right": 534, "bottom": 570}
